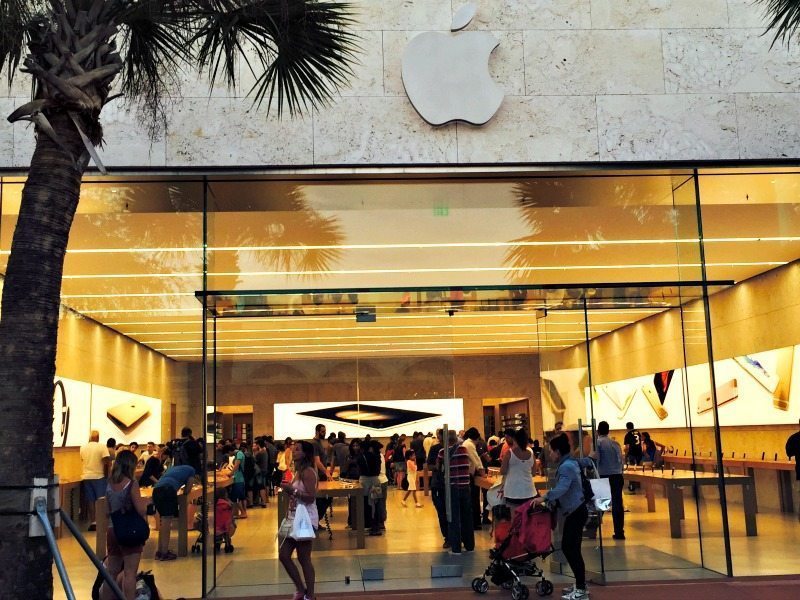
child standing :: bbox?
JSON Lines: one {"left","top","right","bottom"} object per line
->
{"left": 401, "top": 449, "right": 422, "bottom": 508}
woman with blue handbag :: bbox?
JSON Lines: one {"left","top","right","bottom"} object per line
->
{"left": 101, "top": 450, "right": 150, "bottom": 600}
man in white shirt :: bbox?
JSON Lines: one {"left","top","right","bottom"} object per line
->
{"left": 462, "top": 427, "right": 486, "bottom": 530}
{"left": 80, "top": 430, "right": 111, "bottom": 531}
{"left": 138, "top": 441, "right": 157, "bottom": 465}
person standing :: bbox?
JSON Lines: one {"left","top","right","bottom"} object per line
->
{"left": 786, "top": 420, "right": 800, "bottom": 483}
{"left": 461, "top": 427, "right": 485, "bottom": 530}
{"left": 279, "top": 441, "right": 319, "bottom": 600}
{"left": 592, "top": 421, "right": 625, "bottom": 540}
{"left": 358, "top": 440, "right": 383, "bottom": 536}
{"left": 401, "top": 449, "right": 422, "bottom": 507}
{"left": 498, "top": 429, "right": 537, "bottom": 508}
{"left": 332, "top": 432, "right": 349, "bottom": 477}
{"left": 623, "top": 421, "right": 642, "bottom": 493}
{"left": 533, "top": 434, "right": 590, "bottom": 600}
{"left": 310, "top": 424, "right": 331, "bottom": 522}
{"left": 99, "top": 450, "right": 148, "bottom": 600}
{"left": 80, "top": 430, "right": 111, "bottom": 532}
{"left": 438, "top": 430, "right": 474, "bottom": 554}
{"left": 427, "top": 430, "right": 449, "bottom": 548}
{"left": 229, "top": 444, "right": 248, "bottom": 519}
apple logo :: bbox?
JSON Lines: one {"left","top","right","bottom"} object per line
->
{"left": 402, "top": 3, "right": 504, "bottom": 126}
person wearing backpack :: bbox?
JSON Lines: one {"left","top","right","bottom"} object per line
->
{"left": 533, "top": 434, "right": 590, "bottom": 600}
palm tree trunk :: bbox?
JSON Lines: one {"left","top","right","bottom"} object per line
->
{"left": 0, "top": 112, "right": 88, "bottom": 599}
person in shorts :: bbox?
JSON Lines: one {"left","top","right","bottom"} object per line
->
{"left": 152, "top": 464, "right": 197, "bottom": 561}
{"left": 80, "top": 430, "right": 111, "bottom": 532}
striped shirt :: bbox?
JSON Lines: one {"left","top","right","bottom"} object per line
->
{"left": 438, "top": 444, "right": 471, "bottom": 488}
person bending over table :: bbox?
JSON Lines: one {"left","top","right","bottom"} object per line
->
{"left": 152, "top": 464, "right": 197, "bottom": 561}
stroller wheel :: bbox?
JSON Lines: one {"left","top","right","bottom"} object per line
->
{"left": 501, "top": 580, "right": 514, "bottom": 590}
{"left": 511, "top": 583, "right": 529, "bottom": 600}
{"left": 472, "top": 578, "right": 489, "bottom": 594}
{"left": 534, "top": 580, "right": 553, "bottom": 597}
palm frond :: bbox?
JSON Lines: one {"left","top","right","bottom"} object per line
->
{"left": 192, "top": 0, "right": 360, "bottom": 116}
{"left": 0, "top": 0, "right": 34, "bottom": 87}
{"left": 111, "top": 0, "right": 194, "bottom": 135}
{"left": 758, "top": 0, "right": 800, "bottom": 47}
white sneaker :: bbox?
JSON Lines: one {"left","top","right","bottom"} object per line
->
{"left": 562, "top": 589, "right": 589, "bottom": 600}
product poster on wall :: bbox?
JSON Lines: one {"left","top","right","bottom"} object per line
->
{"left": 90, "top": 384, "right": 162, "bottom": 444}
{"left": 52, "top": 376, "right": 92, "bottom": 448}
{"left": 540, "top": 368, "right": 588, "bottom": 432}
{"left": 583, "top": 344, "right": 799, "bottom": 430}
{"left": 274, "top": 398, "right": 464, "bottom": 439}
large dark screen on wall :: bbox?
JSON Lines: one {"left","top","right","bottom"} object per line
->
{"left": 297, "top": 403, "right": 441, "bottom": 430}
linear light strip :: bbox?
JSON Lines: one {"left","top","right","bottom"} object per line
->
{"left": 167, "top": 344, "right": 570, "bottom": 358}
{"left": 144, "top": 330, "right": 608, "bottom": 346}
{"left": 153, "top": 338, "right": 563, "bottom": 351}
{"left": 59, "top": 261, "right": 785, "bottom": 280}
{"left": 3, "top": 235, "right": 799, "bottom": 256}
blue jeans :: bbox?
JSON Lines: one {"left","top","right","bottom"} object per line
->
{"left": 447, "top": 486, "right": 474, "bottom": 552}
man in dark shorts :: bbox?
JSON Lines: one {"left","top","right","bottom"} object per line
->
{"left": 152, "top": 464, "right": 197, "bottom": 561}
{"left": 623, "top": 421, "right": 643, "bottom": 493}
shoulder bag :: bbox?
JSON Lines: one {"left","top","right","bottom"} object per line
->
{"left": 111, "top": 508, "right": 150, "bottom": 546}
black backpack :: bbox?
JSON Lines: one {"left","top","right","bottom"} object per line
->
{"left": 172, "top": 438, "right": 190, "bottom": 467}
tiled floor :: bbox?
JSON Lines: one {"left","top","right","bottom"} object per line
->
{"left": 53, "top": 487, "right": 800, "bottom": 599}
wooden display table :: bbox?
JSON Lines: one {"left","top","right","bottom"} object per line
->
{"left": 95, "top": 475, "right": 230, "bottom": 558}
{"left": 474, "top": 474, "right": 548, "bottom": 491}
{"left": 663, "top": 454, "right": 796, "bottom": 514}
{"left": 624, "top": 467, "right": 757, "bottom": 539}
{"left": 277, "top": 480, "right": 365, "bottom": 549}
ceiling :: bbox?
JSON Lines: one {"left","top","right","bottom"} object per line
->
{"left": 0, "top": 168, "right": 798, "bottom": 362}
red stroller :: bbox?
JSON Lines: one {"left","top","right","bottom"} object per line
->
{"left": 472, "top": 500, "right": 555, "bottom": 599}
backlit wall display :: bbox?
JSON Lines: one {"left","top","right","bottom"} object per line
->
{"left": 275, "top": 398, "right": 464, "bottom": 439}
{"left": 580, "top": 344, "right": 799, "bottom": 430}
{"left": 52, "top": 376, "right": 92, "bottom": 448}
{"left": 90, "top": 384, "right": 162, "bottom": 445}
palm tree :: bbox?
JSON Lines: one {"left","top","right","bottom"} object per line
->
{"left": 0, "top": 1, "right": 357, "bottom": 596}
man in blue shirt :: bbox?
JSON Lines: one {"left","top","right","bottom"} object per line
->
{"left": 152, "top": 464, "right": 198, "bottom": 561}
{"left": 592, "top": 421, "right": 625, "bottom": 540}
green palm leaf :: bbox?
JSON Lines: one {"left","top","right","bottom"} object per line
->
{"left": 758, "top": 0, "right": 800, "bottom": 46}
{"left": 191, "top": 0, "right": 360, "bottom": 116}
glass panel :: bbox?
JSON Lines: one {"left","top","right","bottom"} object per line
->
{"left": 699, "top": 171, "right": 800, "bottom": 577}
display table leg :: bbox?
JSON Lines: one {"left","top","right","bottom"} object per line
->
{"left": 777, "top": 471, "right": 794, "bottom": 514}
{"left": 645, "top": 483, "right": 656, "bottom": 513}
{"left": 742, "top": 480, "right": 758, "bottom": 536}
{"left": 177, "top": 494, "right": 188, "bottom": 557}
{"left": 667, "top": 485, "right": 683, "bottom": 539}
{"left": 95, "top": 498, "right": 107, "bottom": 557}
{"left": 277, "top": 491, "right": 287, "bottom": 525}
{"left": 746, "top": 467, "right": 759, "bottom": 514}
{"left": 355, "top": 491, "right": 365, "bottom": 549}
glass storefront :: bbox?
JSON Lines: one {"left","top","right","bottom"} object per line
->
{"left": 1, "top": 167, "right": 799, "bottom": 598}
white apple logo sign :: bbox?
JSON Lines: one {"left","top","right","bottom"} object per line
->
{"left": 402, "top": 3, "right": 504, "bottom": 126}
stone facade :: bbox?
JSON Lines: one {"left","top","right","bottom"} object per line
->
{"left": 2, "top": 0, "right": 799, "bottom": 167}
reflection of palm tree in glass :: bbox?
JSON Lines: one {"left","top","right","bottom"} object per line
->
{"left": 225, "top": 185, "right": 344, "bottom": 283}
{"left": 62, "top": 183, "right": 344, "bottom": 317}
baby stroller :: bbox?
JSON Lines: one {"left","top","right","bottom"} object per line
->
{"left": 472, "top": 500, "right": 555, "bottom": 599}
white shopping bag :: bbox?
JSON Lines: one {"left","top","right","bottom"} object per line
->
{"left": 290, "top": 503, "right": 316, "bottom": 541}
{"left": 486, "top": 481, "right": 505, "bottom": 508}
{"left": 589, "top": 476, "right": 612, "bottom": 513}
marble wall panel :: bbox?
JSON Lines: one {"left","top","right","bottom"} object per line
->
{"left": 468, "top": 0, "right": 591, "bottom": 30}
{"left": 590, "top": 0, "right": 729, "bottom": 28}
{"left": 727, "top": 0, "right": 771, "bottom": 28}
{"left": 664, "top": 29, "right": 800, "bottom": 93}
{"left": 340, "top": 30, "right": 386, "bottom": 96}
{"left": 0, "top": 99, "right": 15, "bottom": 167}
{"left": 0, "top": 68, "right": 33, "bottom": 98}
{"left": 313, "top": 97, "right": 458, "bottom": 164}
{"left": 95, "top": 103, "right": 167, "bottom": 168}
{"left": 524, "top": 30, "right": 664, "bottom": 95}
{"left": 597, "top": 94, "right": 739, "bottom": 160}
{"left": 456, "top": 96, "right": 599, "bottom": 162}
{"left": 383, "top": 30, "right": 525, "bottom": 97}
{"left": 736, "top": 93, "right": 800, "bottom": 158}
{"left": 350, "top": 0, "right": 452, "bottom": 31}
{"left": 166, "top": 98, "right": 314, "bottom": 166}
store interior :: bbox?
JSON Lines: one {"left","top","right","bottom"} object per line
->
{"left": 1, "top": 168, "right": 799, "bottom": 598}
